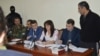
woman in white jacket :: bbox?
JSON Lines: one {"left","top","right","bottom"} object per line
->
{"left": 39, "top": 20, "right": 58, "bottom": 45}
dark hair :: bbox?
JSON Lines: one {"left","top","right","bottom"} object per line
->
{"left": 44, "top": 20, "right": 55, "bottom": 37}
{"left": 27, "top": 19, "right": 33, "bottom": 23}
{"left": 67, "top": 19, "right": 75, "bottom": 25}
{"left": 78, "top": 1, "right": 89, "bottom": 10}
{"left": 13, "top": 17, "right": 21, "bottom": 24}
{"left": 0, "top": 7, "right": 6, "bottom": 35}
{"left": 31, "top": 20, "right": 37, "bottom": 24}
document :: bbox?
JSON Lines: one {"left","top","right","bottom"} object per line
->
{"left": 11, "top": 39, "right": 21, "bottom": 42}
{"left": 64, "top": 44, "right": 88, "bottom": 53}
{"left": 72, "top": 47, "right": 88, "bottom": 53}
{"left": 7, "top": 42, "right": 17, "bottom": 45}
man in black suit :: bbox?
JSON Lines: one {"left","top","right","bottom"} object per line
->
{"left": 78, "top": 1, "right": 100, "bottom": 56}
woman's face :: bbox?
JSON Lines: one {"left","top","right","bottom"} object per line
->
{"left": 45, "top": 24, "right": 51, "bottom": 31}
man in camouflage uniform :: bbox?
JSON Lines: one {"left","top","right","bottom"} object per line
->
{"left": 11, "top": 17, "right": 26, "bottom": 39}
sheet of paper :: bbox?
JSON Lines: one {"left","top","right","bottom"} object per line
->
{"left": 51, "top": 47, "right": 64, "bottom": 54}
{"left": 72, "top": 47, "right": 88, "bottom": 53}
{"left": 35, "top": 41, "right": 46, "bottom": 47}
{"left": 35, "top": 41, "right": 65, "bottom": 48}
{"left": 7, "top": 42, "right": 17, "bottom": 45}
{"left": 11, "top": 39, "right": 21, "bottom": 42}
{"left": 64, "top": 44, "right": 88, "bottom": 53}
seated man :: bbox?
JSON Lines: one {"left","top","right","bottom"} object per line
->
{"left": 27, "top": 20, "right": 43, "bottom": 41}
{"left": 11, "top": 17, "right": 26, "bottom": 39}
{"left": 24, "top": 19, "right": 33, "bottom": 39}
{"left": 60, "top": 19, "right": 80, "bottom": 47}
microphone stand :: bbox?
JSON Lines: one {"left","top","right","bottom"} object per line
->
{"left": 67, "top": 40, "right": 71, "bottom": 53}
{"left": 30, "top": 37, "right": 36, "bottom": 49}
{"left": 67, "top": 40, "right": 73, "bottom": 56}
{"left": 7, "top": 28, "right": 12, "bottom": 42}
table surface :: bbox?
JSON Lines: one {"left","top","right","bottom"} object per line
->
{"left": 6, "top": 44, "right": 93, "bottom": 56}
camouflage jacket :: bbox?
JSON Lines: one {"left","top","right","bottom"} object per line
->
{"left": 12, "top": 24, "right": 26, "bottom": 39}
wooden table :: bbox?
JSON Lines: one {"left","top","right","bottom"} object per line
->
{"left": 6, "top": 44, "right": 93, "bottom": 56}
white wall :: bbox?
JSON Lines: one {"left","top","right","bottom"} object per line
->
{"left": 0, "top": 0, "right": 100, "bottom": 29}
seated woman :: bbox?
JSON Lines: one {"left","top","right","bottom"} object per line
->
{"left": 38, "top": 20, "right": 58, "bottom": 45}
{"left": 11, "top": 17, "right": 26, "bottom": 39}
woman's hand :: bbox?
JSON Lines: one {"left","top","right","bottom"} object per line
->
{"left": 42, "top": 41, "right": 55, "bottom": 45}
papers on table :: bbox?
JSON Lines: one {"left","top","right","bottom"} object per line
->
{"left": 64, "top": 44, "right": 88, "bottom": 53}
{"left": 11, "top": 39, "right": 21, "bottom": 42}
{"left": 35, "top": 41, "right": 65, "bottom": 48}
{"left": 7, "top": 39, "right": 21, "bottom": 45}
{"left": 35, "top": 41, "right": 45, "bottom": 47}
{"left": 72, "top": 47, "right": 88, "bottom": 53}
{"left": 35, "top": 41, "right": 88, "bottom": 53}
{"left": 24, "top": 40, "right": 32, "bottom": 44}
{"left": 7, "top": 42, "right": 17, "bottom": 45}
{"left": 35, "top": 41, "right": 65, "bottom": 55}
{"left": 24, "top": 40, "right": 34, "bottom": 49}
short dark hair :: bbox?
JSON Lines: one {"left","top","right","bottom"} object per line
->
{"left": 67, "top": 19, "right": 75, "bottom": 25}
{"left": 31, "top": 20, "right": 37, "bottom": 24}
{"left": 27, "top": 19, "right": 33, "bottom": 23}
{"left": 78, "top": 1, "right": 89, "bottom": 10}
{"left": 14, "top": 17, "right": 20, "bottom": 21}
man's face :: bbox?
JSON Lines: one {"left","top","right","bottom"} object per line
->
{"left": 14, "top": 18, "right": 20, "bottom": 25}
{"left": 26, "top": 21, "right": 31, "bottom": 28}
{"left": 66, "top": 24, "right": 74, "bottom": 31}
{"left": 31, "top": 23, "right": 38, "bottom": 30}
{"left": 78, "top": 5, "right": 85, "bottom": 15}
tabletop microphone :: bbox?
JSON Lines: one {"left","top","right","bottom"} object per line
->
{"left": 67, "top": 40, "right": 71, "bottom": 52}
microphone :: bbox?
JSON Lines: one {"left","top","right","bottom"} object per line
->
{"left": 7, "top": 28, "right": 12, "bottom": 41}
{"left": 30, "top": 35, "right": 37, "bottom": 48}
{"left": 21, "top": 32, "right": 25, "bottom": 44}
{"left": 67, "top": 40, "right": 71, "bottom": 52}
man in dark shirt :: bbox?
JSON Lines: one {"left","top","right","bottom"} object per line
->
{"left": 24, "top": 19, "right": 33, "bottom": 39}
{"left": 61, "top": 19, "right": 80, "bottom": 47}
{"left": 27, "top": 20, "right": 43, "bottom": 41}
{"left": 6, "top": 6, "right": 22, "bottom": 29}
{"left": 78, "top": 1, "right": 100, "bottom": 56}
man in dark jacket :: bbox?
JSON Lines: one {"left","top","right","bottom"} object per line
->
{"left": 78, "top": 1, "right": 100, "bottom": 56}
{"left": 61, "top": 19, "right": 80, "bottom": 47}
{"left": 6, "top": 6, "right": 22, "bottom": 29}
{"left": 27, "top": 20, "right": 43, "bottom": 41}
